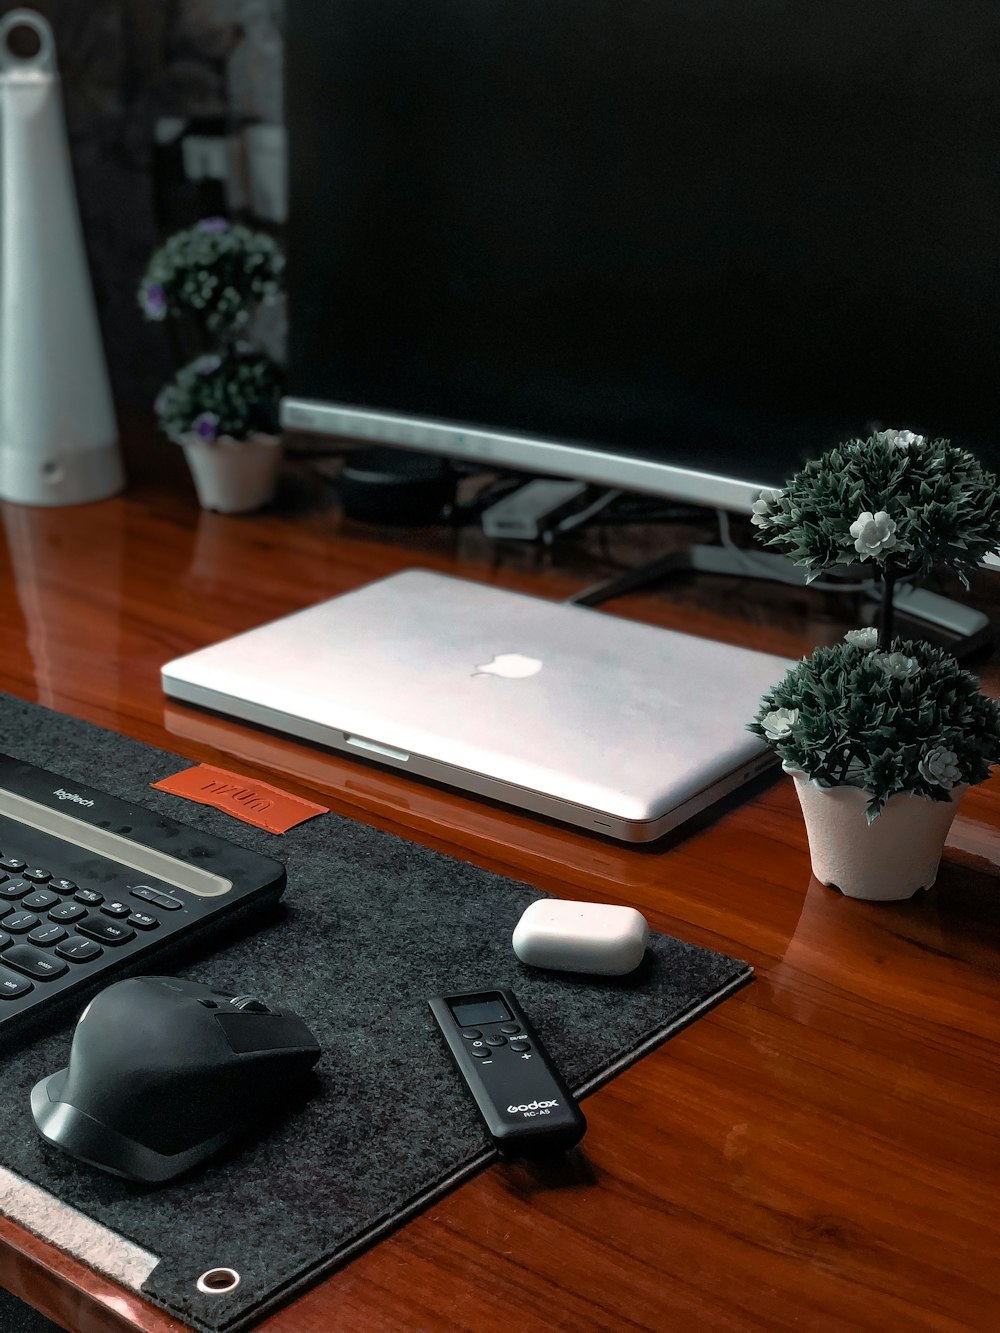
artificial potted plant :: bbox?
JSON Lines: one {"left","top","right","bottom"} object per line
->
{"left": 747, "top": 428, "right": 1000, "bottom": 900}
{"left": 138, "top": 217, "right": 286, "bottom": 513}
{"left": 153, "top": 349, "right": 284, "bottom": 514}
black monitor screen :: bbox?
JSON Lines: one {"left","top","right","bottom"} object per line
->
{"left": 285, "top": 0, "right": 1000, "bottom": 497}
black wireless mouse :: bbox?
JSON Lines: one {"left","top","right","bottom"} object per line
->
{"left": 31, "top": 976, "right": 321, "bottom": 1183}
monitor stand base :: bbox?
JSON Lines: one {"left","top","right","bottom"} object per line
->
{"left": 568, "top": 544, "right": 994, "bottom": 660}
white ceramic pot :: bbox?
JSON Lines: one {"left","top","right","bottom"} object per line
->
{"left": 785, "top": 766, "right": 966, "bottom": 901}
{"left": 180, "top": 432, "right": 281, "bottom": 514}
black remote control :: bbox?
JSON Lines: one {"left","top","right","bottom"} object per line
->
{"left": 428, "top": 988, "right": 586, "bottom": 1156}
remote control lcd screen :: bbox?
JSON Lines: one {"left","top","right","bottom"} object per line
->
{"left": 450, "top": 996, "right": 510, "bottom": 1027}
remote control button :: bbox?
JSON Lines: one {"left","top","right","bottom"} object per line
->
{"left": 22, "top": 867, "right": 51, "bottom": 883}
{"left": 2, "top": 945, "right": 69, "bottom": 980}
{"left": 0, "top": 857, "right": 26, "bottom": 874}
{"left": 0, "top": 880, "right": 30, "bottom": 900}
{"left": 100, "top": 901, "right": 132, "bottom": 918}
{"left": 75, "top": 916, "right": 135, "bottom": 946}
{"left": 48, "top": 902, "right": 87, "bottom": 923}
{"left": 4, "top": 913, "right": 39, "bottom": 934}
{"left": 28, "top": 924, "right": 67, "bottom": 947}
{"left": 22, "top": 890, "right": 59, "bottom": 912}
{"left": 49, "top": 878, "right": 78, "bottom": 894}
{"left": 127, "top": 911, "right": 159, "bottom": 931}
{"left": 74, "top": 889, "right": 104, "bottom": 906}
{"left": 461, "top": 1028, "right": 483, "bottom": 1040}
{"left": 0, "top": 970, "right": 32, "bottom": 998}
{"left": 509, "top": 1040, "right": 531, "bottom": 1052}
{"left": 55, "top": 937, "right": 103, "bottom": 963}
{"left": 499, "top": 1023, "right": 521, "bottom": 1034}
{"left": 485, "top": 1035, "right": 507, "bottom": 1047}
{"left": 470, "top": 1046, "right": 492, "bottom": 1058}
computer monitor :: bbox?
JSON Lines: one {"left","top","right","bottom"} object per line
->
{"left": 279, "top": 0, "right": 999, "bottom": 517}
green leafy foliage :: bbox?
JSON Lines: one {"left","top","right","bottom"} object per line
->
{"left": 137, "top": 217, "right": 284, "bottom": 338}
{"left": 154, "top": 352, "right": 283, "bottom": 445}
{"left": 749, "top": 636, "right": 1000, "bottom": 822}
{"left": 751, "top": 429, "right": 1000, "bottom": 586}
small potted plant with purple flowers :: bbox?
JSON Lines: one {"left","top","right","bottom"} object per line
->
{"left": 138, "top": 217, "right": 285, "bottom": 512}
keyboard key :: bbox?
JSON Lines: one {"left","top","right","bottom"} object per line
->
{"left": 0, "top": 970, "right": 32, "bottom": 999}
{"left": 100, "top": 901, "right": 131, "bottom": 918}
{"left": 4, "top": 913, "right": 39, "bottom": 934}
{"left": 55, "top": 937, "right": 103, "bottom": 963}
{"left": 74, "top": 889, "right": 104, "bottom": 906}
{"left": 75, "top": 915, "right": 135, "bottom": 946}
{"left": 0, "top": 880, "right": 30, "bottom": 900}
{"left": 127, "top": 912, "right": 159, "bottom": 931}
{"left": 22, "top": 890, "right": 59, "bottom": 912}
{"left": 2, "top": 945, "right": 69, "bottom": 980}
{"left": 0, "top": 857, "right": 26, "bottom": 874}
{"left": 28, "top": 924, "right": 67, "bottom": 947}
{"left": 49, "top": 878, "right": 78, "bottom": 894}
{"left": 130, "top": 886, "right": 183, "bottom": 910}
{"left": 22, "top": 867, "right": 51, "bottom": 883}
{"left": 48, "top": 902, "right": 87, "bottom": 923}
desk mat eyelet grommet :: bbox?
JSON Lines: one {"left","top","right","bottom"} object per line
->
{"left": 197, "top": 1269, "right": 241, "bottom": 1296}
{"left": 0, "top": 694, "right": 753, "bottom": 1333}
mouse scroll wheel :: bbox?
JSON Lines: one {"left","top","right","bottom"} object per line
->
{"left": 228, "top": 995, "right": 270, "bottom": 1013}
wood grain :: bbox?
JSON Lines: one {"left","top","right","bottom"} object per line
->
{"left": 1, "top": 420, "right": 997, "bottom": 1332}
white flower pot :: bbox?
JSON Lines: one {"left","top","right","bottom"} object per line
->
{"left": 180, "top": 432, "right": 281, "bottom": 514}
{"left": 785, "top": 766, "right": 966, "bottom": 901}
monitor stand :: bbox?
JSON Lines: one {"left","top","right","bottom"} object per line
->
{"left": 568, "top": 543, "right": 994, "bottom": 659}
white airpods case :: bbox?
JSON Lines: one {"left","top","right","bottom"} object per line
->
{"left": 512, "top": 899, "right": 650, "bottom": 976}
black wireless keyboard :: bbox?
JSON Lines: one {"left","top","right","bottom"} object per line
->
{"left": 0, "top": 752, "right": 287, "bottom": 1041}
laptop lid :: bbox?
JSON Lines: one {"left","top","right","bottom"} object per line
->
{"left": 161, "top": 569, "right": 791, "bottom": 840}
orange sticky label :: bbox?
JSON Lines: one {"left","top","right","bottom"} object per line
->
{"left": 152, "top": 763, "right": 326, "bottom": 834}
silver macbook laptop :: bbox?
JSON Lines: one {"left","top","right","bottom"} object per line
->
{"left": 161, "top": 569, "right": 792, "bottom": 842}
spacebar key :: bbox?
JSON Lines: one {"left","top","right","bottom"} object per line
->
{"left": 2, "top": 945, "right": 69, "bottom": 980}
{"left": 76, "top": 916, "right": 136, "bottom": 946}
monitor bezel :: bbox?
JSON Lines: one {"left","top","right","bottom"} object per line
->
{"left": 280, "top": 397, "right": 773, "bottom": 514}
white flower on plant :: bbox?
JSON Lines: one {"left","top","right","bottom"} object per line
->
{"left": 850, "top": 510, "right": 897, "bottom": 557}
{"left": 750, "top": 488, "right": 783, "bottom": 528}
{"left": 844, "top": 627, "right": 879, "bottom": 649}
{"left": 918, "top": 746, "right": 962, "bottom": 789}
{"left": 761, "top": 706, "right": 800, "bottom": 740}
{"left": 874, "top": 427, "right": 926, "bottom": 450}
{"left": 873, "top": 651, "right": 920, "bottom": 679}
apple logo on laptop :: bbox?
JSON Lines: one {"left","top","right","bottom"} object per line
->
{"left": 473, "top": 652, "right": 543, "bottom": 679}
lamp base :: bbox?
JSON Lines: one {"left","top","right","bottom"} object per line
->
{"left": 0, "top": 439, "right": 124, "bottom": 506}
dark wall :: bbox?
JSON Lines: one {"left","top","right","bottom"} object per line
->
{"left": 0, "top": 0, "right": 283, "bottom": 411}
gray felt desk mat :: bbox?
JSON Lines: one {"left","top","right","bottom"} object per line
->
{"left": 0, "top": 695, "right": 751, "bottom": 1333}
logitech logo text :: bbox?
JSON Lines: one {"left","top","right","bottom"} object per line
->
{"left": 53, "top": 788, "right": 94, "bottom": 807}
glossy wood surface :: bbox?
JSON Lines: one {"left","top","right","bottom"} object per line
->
{"left": 1, "top": 423, "right": 998, "bottom": 1332}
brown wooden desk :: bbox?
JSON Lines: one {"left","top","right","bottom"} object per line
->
{"left": 1, "top": 426, "right": 998, "bottom": 1332}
